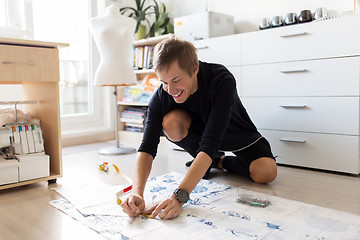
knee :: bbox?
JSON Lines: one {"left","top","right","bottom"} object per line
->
{"left": 162, "top": 109, "right": 191, "bottom": 142}
{"left": 249, "top": 157, "right": 277, "bottom": 184}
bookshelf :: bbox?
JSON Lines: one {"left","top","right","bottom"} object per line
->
{"left": 117, "top": 34, "right": 174, "bottom": 134}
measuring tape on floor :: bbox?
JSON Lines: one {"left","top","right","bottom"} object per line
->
{"left": 98, "top": 161, "right": 150, "bottom": 216}
{"left": 98, "top": 162, "right": 132, "bottom": 183}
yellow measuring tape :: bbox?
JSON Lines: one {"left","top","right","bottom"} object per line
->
{"left": 98, "top": 162, "right": 151, "bottom": 217}
{"left": 111, "top": 164, "right": 133, "bottom": 183}
{"left": 98, "top": 162, "right": 132, "bottom": 183}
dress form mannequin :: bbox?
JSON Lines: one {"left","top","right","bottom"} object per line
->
{"left": 89, "top": 5, "right": 137, "bottom": 155}
{"left": 90, "top": 4, "right": 137, "bottom": 86}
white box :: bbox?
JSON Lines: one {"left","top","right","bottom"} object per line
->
{"left": 0, "top": 127, "right": 12, "bottom": 148}
{"left": 0, "top": 157, "right": 19, "bottom": 185}
{"left": 16, "top": 153, "right": 49, "bottom": 181}
{"left": 174, "top": 11, "right": 234, "bottom": 42}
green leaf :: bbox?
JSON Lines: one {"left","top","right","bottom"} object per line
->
{"left": 139, "top": 0, "right": 146, "bottom": 10}
{"left": 161, "top": 2, "right": 166, "bottom": 13}
{"left": 167, "top": 23, "right": 174, "bottom": 33}
{"left": 120, "top": 7, "right": 136, "bottom": 15}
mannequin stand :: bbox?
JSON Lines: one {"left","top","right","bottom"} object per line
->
{"left": 99, "top": 86, "right": 136, "bottom": 155}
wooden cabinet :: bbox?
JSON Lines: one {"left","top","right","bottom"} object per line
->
{"left": 117, "top": 34, "right": 173, "bottom": 134}
{"left": 0, "top": 37, "right": 68, "bottom": 190}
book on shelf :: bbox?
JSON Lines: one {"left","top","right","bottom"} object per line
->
{"left": 120, "top": 107, "right": 147, "bottom": 132}
{"left": 124, "top": 125, "right": 144, "bottom": 132}
{"left": 133, "top": 46, "right": 154, "bottom": 70}
{"left": 120, "top": 117, "right": 144, "bottom": 124}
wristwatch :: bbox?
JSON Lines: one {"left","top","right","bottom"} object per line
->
{"left": 173, "top": 188, "right": 190, "bottom": 203}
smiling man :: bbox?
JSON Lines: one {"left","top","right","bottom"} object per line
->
{"left": 120, "top": 38, "right": 277, "bottom": 220}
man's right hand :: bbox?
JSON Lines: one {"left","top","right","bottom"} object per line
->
{"left": 120, "top": 194, "right": 145, "bottom": 217}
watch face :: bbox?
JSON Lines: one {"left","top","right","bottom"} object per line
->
{"left": 175, "top": 188, "right": 189, "bottom": 203}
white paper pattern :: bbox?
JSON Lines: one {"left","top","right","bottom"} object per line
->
{"left": 50, "top": 172, "right": 360, "bottom": 240}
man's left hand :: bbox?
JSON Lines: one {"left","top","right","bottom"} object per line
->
{"left": 144, "top": 194, "right": 183, "bottom": 220}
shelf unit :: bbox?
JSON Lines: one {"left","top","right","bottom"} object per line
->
{"left": 0, "top": 37, "right": 68, "bottom": 190}
{"left": 117, "top": 34, "right": 174, "bottom": 135}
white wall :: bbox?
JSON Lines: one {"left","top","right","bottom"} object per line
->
{"left": 161, "top": 0, "right": 353, "bottom": 33}
{"left": 1, "top": 0, "right": 354, "bottom": 100}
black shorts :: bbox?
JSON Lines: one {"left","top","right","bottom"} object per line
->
{"left": 221, "top": 137, "right": 276, "bottom": 178}
{"left": 167, "top": 111, "right": 275, "bottom": 178}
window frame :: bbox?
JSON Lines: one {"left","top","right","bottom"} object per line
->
{"left": 60, "top": 0, "right": 115, "bottom": 145}
{"left": 0, "top": 0, "right": 115, "bottom": 145}
{"left": 0, "top": 0, "right": 34, "bottom": 39}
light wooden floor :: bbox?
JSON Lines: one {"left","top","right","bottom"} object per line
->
{"left": 1, "top": 137, "right": 360, "bottom": 240}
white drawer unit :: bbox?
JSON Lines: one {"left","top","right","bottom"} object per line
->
{"left": 242, "top": 97, "right": 360, "bottom": 135}
{"left": 191, "top": 16, "right": 360, "bottom": 174}
{"left": 17, "top": 153, "right": 50, "bottom": 182}
{"left": 194, "top": 34, "right": 241, "bottom": 66}
{"left": 239, "top": 15, "right": 360, "bottom": 174}
{"left": 241, "top": 15, "right": 360, "bottom": 65}
{"left": 260, "top": 130, "right": 359, "bottom": 174}
{"left": 241, "top": 57, "right": 360, "bottom": 97}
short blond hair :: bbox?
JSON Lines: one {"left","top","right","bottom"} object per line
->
{"left": 153, "top": 38, "right": 198, "bottom": 76}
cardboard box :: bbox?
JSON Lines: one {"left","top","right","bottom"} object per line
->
{"left": 0, "top": 157, "right": 19, "bottom": 185}
{"left": 16, "top": 153, "right": 49, "bottom": 181}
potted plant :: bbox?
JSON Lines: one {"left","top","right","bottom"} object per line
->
{"left": 148, "top": 2, "right": 174, "bottom": 37}
{"left": 120, "top": 0, "right": 157, "bottom": 40}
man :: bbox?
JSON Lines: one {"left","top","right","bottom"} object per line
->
{"left": 121, "top": 38, "right": 277, "bottom": 220}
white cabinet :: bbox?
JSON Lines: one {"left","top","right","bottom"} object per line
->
{"left": 241, "top": 57, "right": 360, "bottom": 97}
{"left": 242, "top": 97, "right": 359, "bottom": 135}
{"left": 241, "top": 15, "right": 360, "bottom": 174}
{"left": 194, "top": 15, "right": 360, "bottom": 174}
{"left": 194, "top": 34, "right": 242, "bottom": 96}
{"left": 241, "top": 15, "right": 360, "bottom": 65}
{"left": 261, "top": 130, "right": 359, "bottom": 174}
{"left": 194, "top": 34, "right": 241, "bottom": 66}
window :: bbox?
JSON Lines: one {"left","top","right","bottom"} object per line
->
{"left": 0, "top": 0, "right": 33, "bottom": 39}
{"left": 31, "top": 0, "right": 113, "bottom": 141}
{"left": 32, "top": 0, "right": 91, "bottom": 116}
{"left": 1, "top": 0, "right": 114, "bottom": 145}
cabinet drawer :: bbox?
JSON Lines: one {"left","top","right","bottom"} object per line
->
{"left": 0, "top": 45, "right": 59, "bottom": 83}
{"left": 241, "top": 57, "right": 360, "bottom": 97}
{"left": 194, "top": 34, "right": 241, "bottom": 66}
{"left": 241, "top": 15, "right": 360, "bottom": 65}
{"left": 261, "top": 129, "right": 359, "bottom": 174}
{"left": 242, "top": 97, "right": 359, "bottom": 135}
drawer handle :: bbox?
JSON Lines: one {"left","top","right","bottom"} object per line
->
{"left": 196, "top": 46, "right": 209, "bottom": 50}
{"left": 280, "top": 138, "right": 306, "bottom": 143}
{"left": 2, "top": 61, "right": 36, "bottom": 65}
{"left": 279, "top": 105, "right": 306, "bottom": 108}
{"left": 280, "top": 69, "right": 308, "bottom": 73}
{"left": 279, "top": 32, "right": 308, "bottom": 38}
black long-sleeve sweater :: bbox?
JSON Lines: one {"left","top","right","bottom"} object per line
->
{"left": 138, "top": 61, "right": 261, "bottom": 160}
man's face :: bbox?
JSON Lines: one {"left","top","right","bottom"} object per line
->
{"left": 156, "top": 60, "right": 198, "bottom": 104}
